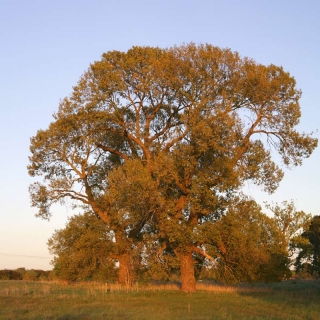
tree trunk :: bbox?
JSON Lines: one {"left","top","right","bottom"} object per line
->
{"left": 117, "top": 253, "right": 131, "bottom": 287}
{"left": 180, "top": 252, "right": 196, "bottom": 292}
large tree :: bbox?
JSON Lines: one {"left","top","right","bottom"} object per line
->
{"left": 29, "top": 44, "right": 317, "bottom": 292}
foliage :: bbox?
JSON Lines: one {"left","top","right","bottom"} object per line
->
{"left": 0, "top": 270, "right": 22, "bottom": 280}
{"left": 46, "top": 198, "right": 292, "bottom": 284}
{"left": 0, "top": 269, "right": 52, "bottom": 281}
{"left": 28, "top": 43, "right": 317, "bottom": 291}
{"left": 23, "top": 270, "right": 39, "bottom": 281}
{"left": 14, "top": 268, "right": 27, "bottom": 279}
{"left": 48, "top": 212, "right": 117, "bottom": 282}
{"left": 294, "top": 215, "right": 320, "bottom": 276}
{"left": 200, "top": 197, "right": 290, "bottom": 283}
{"left": 266, "top": 200, "right": 312, "bottom": 252}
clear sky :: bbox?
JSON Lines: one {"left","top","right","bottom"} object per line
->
{"left": 0, "top": 0, "right": 319, "bottom": 270}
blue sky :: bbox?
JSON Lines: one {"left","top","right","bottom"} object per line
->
{"left": 0, "top": 0, "right": 319, "bottom": 270}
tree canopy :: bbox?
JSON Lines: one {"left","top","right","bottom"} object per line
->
{"left": 29, "top": 43, "right": 317, "bottom": 291}
{"left": 265, "top": 200, "right": 312, "bottom": 262}
{"left": 48, "top": 212, "right": 117, "bottom": 282}
{"left": 204, "top": 197, "right": 290, "bottom": 283}
{"left": 294, "top": 215, "right": 320, "bottom": 277}
{"left": 48, "top": 198, "right": 291, "bottom": 284}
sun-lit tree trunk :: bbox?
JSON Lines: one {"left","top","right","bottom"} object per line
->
{"left": 117, "top": 253, "right": 131, "bottom": 286}
{"left": 179, "top": 251, "right": 196, "bottom": 292}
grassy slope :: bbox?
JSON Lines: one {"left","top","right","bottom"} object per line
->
{"left": 0, "top": 280, "right": 319, "bottom": 320}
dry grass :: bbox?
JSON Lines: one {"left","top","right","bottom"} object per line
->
{"left": 103, "top": 282, "right": 272, "bottom": 294}
{"left": 196, "top": 282, "right": 272, "bottom": 293}
{"left": 0, "top": 280, "right": 319, "bottom": 319}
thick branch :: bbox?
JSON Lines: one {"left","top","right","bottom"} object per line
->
{"left": 128, "top": 211, "right": 153, "bottom": 239}
{"left": 164, "top": 128, "right": 189, "bottom": 152}
{"left": 233, "top": 114, "right": 262, "bottom": 164}
{"left": 65, "top": 158, "right": 84, "bottom": 179}
{"left": 87, "top": 149, "right": 103, "bottom": 176}
{"left": 157, "top": 243, "right": 168, "bottom": 262}
{"left": 56, "top": 192, "right": 89, "bottom": 204}
{"left": 149, "top": 117, "right": 174, "bottom": 142}
{"left": 145, "top": 90, "right": 167, "bottom": 141}
{"left": 96, "top": 144, "right": 129, "bottom": 160}
{"left": 83, "top": 176, "right": 110, "bottom": 224}
{"left": 175, "top": 194, "right": 188, "bottom": 213}
{"left": 192, "top": 246, "right": 215, "bottom": 262}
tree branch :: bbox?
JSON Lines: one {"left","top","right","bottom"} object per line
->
{"left": 96, "top": 144, "right": 129, "bottom": 160}
{"left": 192, "top": 246, "right": 215, "bottom": 262}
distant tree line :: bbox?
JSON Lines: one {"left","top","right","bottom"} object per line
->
{"left": 0, "top": 268, "right": 55, "bottom": 281}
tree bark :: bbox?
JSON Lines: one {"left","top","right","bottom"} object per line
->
{"left": 180, "top": 251, "right": 196, "bottom": 292}
{"left": 117, "top": 253, "right": 131, "bottom": 287}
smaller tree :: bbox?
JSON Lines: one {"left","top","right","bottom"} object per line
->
{"left": 265, "top": 200, "right": 312, "bottom": 273}
{"left": 202, "top": 197, "right": 290, "bottom": 283}
{"left": 294, "top": 215, "right": 320, "bottom": 277}
{"left": 265, "top": 200, "right": 312, "bottom": 250}
{"left": 48, "top": 212, "right": 117, "bottom": 282}
{"left": 14, "top": 268, "right": 27, "bottom": 279}
{"left": 24, "top": 270, "right": 39, "bottom": 281}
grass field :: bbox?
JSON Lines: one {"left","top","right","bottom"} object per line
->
{"left": 0, "top": 280, "right": 319, "bottom": 319}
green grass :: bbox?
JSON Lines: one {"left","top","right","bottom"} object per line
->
{"left": 0, "top": 280, "right": 320, "bottom": 319}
